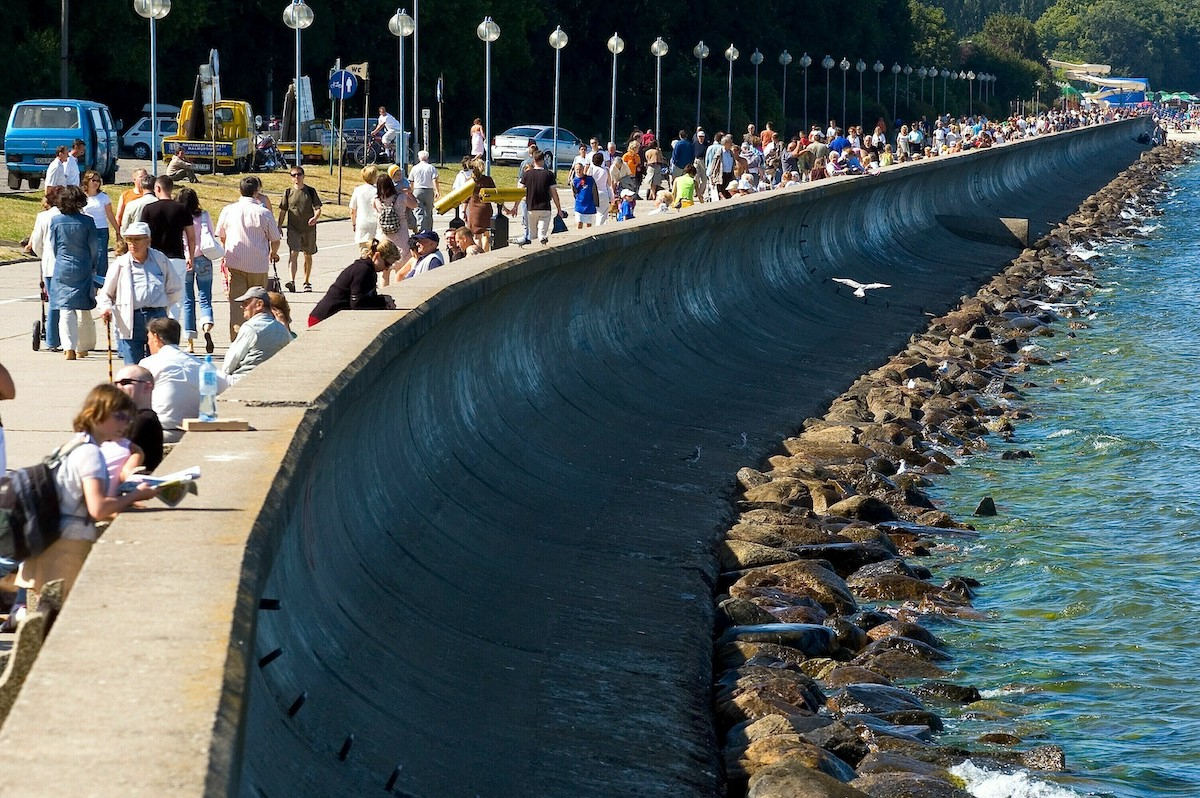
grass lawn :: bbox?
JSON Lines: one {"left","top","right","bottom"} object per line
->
{"left": 0, "top": 161, "right": 528, "bottom": 263}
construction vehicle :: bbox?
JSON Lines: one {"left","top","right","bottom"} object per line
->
{"left": 160, "top": 99, "right": 256, "bottom": 174}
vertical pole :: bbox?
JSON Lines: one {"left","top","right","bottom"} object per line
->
{"left": 399, "top": 32, "right": 406, "bottom": 169}
{"left": 150, "top": 17, "right": 159, "bottom": 176}
{"left": 781, "top": 66, "right": 787, "bottom": 136}
{"left": 654, "top": 54, "right": 662, "bottom": 142}
{"left": 337, "top": 94, "right": 345, "bottom": 202}
{"left": 484, "top": 39, "right": 492, "bottom": 175}
{"left": 294, "top": 11, "right": 302, "bottom": 168}
{"left": 413, "top": 0, "right": 419, "bottom": 155}
{"left": 609, "top": 48, "right": 618, "bottom": 145}
{"left": 331, "top": 57, "right": 339, "bottom": 175}
{"left": 695, "top": 54, "right": 703, "bottom": 131}
{"left": 726, "top": 56, "right": 733, "bottom": 132}
{"left": 553, "top": 42, "right": 561, "bottom": 172}
{"left": 803, "top": 69, "right": 808, "bottom": 133}
{"left": 61, "top": 0, "right": 69, "bottom": 96}
{"left": 753, "top": 62, "right": 759, "bottom": 131}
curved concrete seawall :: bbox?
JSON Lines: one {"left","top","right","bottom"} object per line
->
{"left": 0, "top": 119, "right": 1149, "bottom": 797}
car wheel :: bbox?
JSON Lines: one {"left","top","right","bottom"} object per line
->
{"left": 7, "top": 172, "right": 21, "bottom": 190}
{"left": 133, "top": 143, "right": 151, "bottom": 160}
{"left": 27, "top": 177, "right": 41, "bottom": 190}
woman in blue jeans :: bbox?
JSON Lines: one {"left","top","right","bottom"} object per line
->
{"left": 176, "top": 188, "right": 215, "bottom": 354}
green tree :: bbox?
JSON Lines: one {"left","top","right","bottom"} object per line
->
{"left": 909, "top": 0, "right": 957, "bottom": 66}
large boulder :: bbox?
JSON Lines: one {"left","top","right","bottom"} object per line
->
{"left": 827, "top": 684, "right": 926, "bottom": 716}
{"left": 728, "top": 735, "right": 859, "bottom": 783}
{"left": 850, "top": 773, "right": 974, "bottom": 798}
{"left": 748, "top": 761, "right": 873, "bottom": 798}
{"left": 717, "top": 623, "right": 838, "bottom": 657}
{"left": 825, "top": 495, "right": 898, "bottom": 522}
{"left": 787, "top": 543, "right": 895, "bottom": 577}
{"left": 719, "top": 539, "right": 801, "bottom": 571}
{"left": 730, "top": 560, "right": 859, "bottom": 616}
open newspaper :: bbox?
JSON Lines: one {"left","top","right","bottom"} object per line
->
{"left": 119, "top": 466, "right": 201, "bottom": 507}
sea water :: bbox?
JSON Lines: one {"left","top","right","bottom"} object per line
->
{"left": 921, "top": 160, "right": 1200, "bottom": 798}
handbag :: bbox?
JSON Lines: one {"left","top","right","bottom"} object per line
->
{"left": 199, "top": 213, "right": 224, "bottom": 260}
{"left": 266, "top": 262, "right": 282, "bottom": 293}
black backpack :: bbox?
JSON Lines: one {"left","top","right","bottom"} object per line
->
{"left": 0, "top": 440, "right": 86, "bottom": 565}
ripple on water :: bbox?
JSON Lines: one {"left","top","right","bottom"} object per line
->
{"left": 927, "top": 161, "right": 1200, "bottom": 797}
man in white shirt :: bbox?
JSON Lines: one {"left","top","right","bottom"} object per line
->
{"left": 140, "top": 317, "right": 228, "bottom": 442}
{"left": 407, "top": 150, "right": 440, "bottom": 233}
{"left": 64, "top": 139, "right": 85, "bottom": 186}
{"left": 45, "top": 146, "right": 70, "bottom": 187}
{"left": 370, "top": 106, "right": 403, "bottom": 162}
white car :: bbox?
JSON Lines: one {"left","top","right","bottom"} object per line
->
{"left": 123, "top": 116, "right": 179, "bottom": 159}
{"left": 490, "top": 125, "right": 582, "bottom": 168}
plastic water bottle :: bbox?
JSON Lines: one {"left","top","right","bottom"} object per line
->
{"left": 199, "top": 355, "right": 219, "bottom": 422}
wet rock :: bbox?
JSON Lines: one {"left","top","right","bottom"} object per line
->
{"left": 864, "top": 622, "right": 946, "bottom": 650}
{"left": 729, "top": 735, "right": 859, "bottom": 783}
{"left": 909, "top": 681, "right": 982, "bottom": 704}
{"left": 788, "top": 543, "right": 895, "bottom": 577}
{"left": 853, "top": 751, "right": 956, "bottom": 779}
{"left": 824, "top": 618, "right": 870, "bottom": 654}
{"left": 748, "top": 761, "right": 873, "bottom": 797}
{"left": 716, "top": 641, "right": 812, "bottom": 673}
{"left": 780, "top": 439, "right": 880, "bottom": 465}
{"left": 772, "top": 604, "right": 830, "bottom": 625}
{"left": 715, "top": 668, "right": 827, "bottom": 727}
{"left": 730, "top": 560, "right": 859, "bottom": 616}
{"left": 822, "top": 665, "right": 894, "bottom": 689}
{"left": 801, "top": 719, "right": 871, "bottom": 766}
{"left": 1000, "top": 449, "right": 1034, "bottom": 460}
{"left": 717, "top": 597, "right": 780, "bottom": 628}
{"left": 845, "top": 610, "right": 894, "bottom": 631}
{"left": 730, "top": 714, "right": 835, "bottom": 749}
{"left": 857, "top": 636, "right": 951, "bottom": 663}
{"left": 728, "top": 521, "right": 842, "bottom": 549}
{"left": 940, "top": 576, "right": 978, "bottom": 599}
{"left": 846, "top": 573, "right": 962, "bottom": 603}
{"left": 828, "top": 684, "right": 926, "bottom": 716}
{"left": 849, "top": 559, "right": 927, "bottom": 582}
{"left": 974, "top": 496, "right": 997, "bottom": 516}
{"left": 717, "top": 623, "right": 838, "bottom": 657}
{"left": 854, "top": 650, "right": 949, "bottom": 680}
{"left": 719, "top": 539, "right": 801, "bottom": 571}
{"left": 836, "top": 526, "right": 899, "bottom": 555}
{"left": 850, "top": 773, "right": 974, "bottom": 798}
{"left": 825, "top": 495, "right": 898, "bottom": 522}
{"left": 977, "top": 732, "right": 1022, "bottom": 745}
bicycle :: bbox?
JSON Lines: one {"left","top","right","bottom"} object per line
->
{"left": 355, "top": 132, "right": 394, "bottom": 167}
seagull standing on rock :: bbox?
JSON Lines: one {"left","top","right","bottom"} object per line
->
{"left": 832, "top": 278, "right": 892, "bottom": 298}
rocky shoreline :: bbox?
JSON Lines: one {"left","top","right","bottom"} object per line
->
{"left": 711, "top": 141, "right": 1194, "bottom": 798}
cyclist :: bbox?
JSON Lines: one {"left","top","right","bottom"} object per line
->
{"left": 370, "top": 106, "right": 402, "bottom": 164}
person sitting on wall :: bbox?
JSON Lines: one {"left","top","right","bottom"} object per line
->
{"left": 308, "top": 239, "right": 400, "bottom": 327}
{"left": 222, "top": 286, "right": 291, "bottom": 383}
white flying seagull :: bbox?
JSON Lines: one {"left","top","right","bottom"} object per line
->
{"left": 832, "top": 278, "right": 892, "bottom": 298}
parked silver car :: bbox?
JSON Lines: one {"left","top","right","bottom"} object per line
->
{"left": 490, "top": 125, "right": 582, "bottom": 167}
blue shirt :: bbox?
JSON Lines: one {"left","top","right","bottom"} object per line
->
{"left": 671, "top": 138, "right": 694, "bottom": 168}
{"left": 572, "top": 175, "right": 597, "bottom": 214}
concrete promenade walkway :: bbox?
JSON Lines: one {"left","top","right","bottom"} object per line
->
{"left": 1, "top": 215, "right": 413, "bottom": 467}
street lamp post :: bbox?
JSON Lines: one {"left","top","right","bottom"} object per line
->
{"left": 411, "top": 0, "right": 419, "bottom": 152}
{"left": 903, "top": 65, "right": 912, "bottom": 115}
{"left": 822, "top": 55, "right": 834, "bottom": 126}
{"left": 607, "top": 33, "right": 624, "bottom": 145}
{"left": 967, "top": 70, "right": 975, "bottom": 115}
{"left": 750, "top": 49, "right": 763, "bottom": 130}
{"left": 282, "top": 0, "right": 313, "bottom": 169}
{"left": 800, "top": 53, "right": 812, "bottom": 133}
{"left": 918, "top": 66, "right": 927, "bottom": 104}
{"left": 941, "top": 68, "right": 950, "bottom": 117}
{"left": 855, "top": 59, "right": 865, "bottom": 131}
{"left": 388, "top": 9, "right": 415, "bottom": 171}
{"left": 779, "top": 51, "right": 792, "bottom": 134}
{"left": 839, "top": 58, "right": 849, "bottom": 131}
{"left": 874, "top": 60, "right": 883, "bottom": 104}
{"left": 652, "top": 37, "right": 668, "bottom": 139}
{"left": 891, "top": 63, "right": 900, "bottom": 123}
{"left": 550, "top": 26, "right": 568, "bottom": 171}
{"left": 476, "top": 16, "right": 499, "bottom": 174}
{"left": 134, "top": 0, "right": 171, "bottom": 176}
{"left": 725, "top": 44, "right": 739, "bottom": 132}
{"left": 694, "top": 41, "right": 709, "bottom": 131}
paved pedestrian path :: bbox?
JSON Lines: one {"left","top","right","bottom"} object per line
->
{"left": 0, "top": 217, "right": 370, "bottom": 467}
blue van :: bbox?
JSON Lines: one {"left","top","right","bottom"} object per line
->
{"left": 4, "top": 99, "right": 120, "bottom": 190}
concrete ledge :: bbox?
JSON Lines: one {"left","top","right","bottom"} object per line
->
{"left": 0, "top": 119, "right": 1150, "bottom": 798}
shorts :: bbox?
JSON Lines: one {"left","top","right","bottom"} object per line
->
{"left": 575, "top": 212, "right": 598, "bottom": 225}
{"left": 287, "top": 225, "right": 318, "bottom": 254}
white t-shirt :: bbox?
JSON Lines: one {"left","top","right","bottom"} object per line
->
{"left": 378, "top": 113, "right": 401, "bottom": 133}
{"left": 349, "top": 183, "right": 378, "bottom": 244}
{"left": 83, "top": 192, "right": 113, "bottom": 230}
{"left": 56, "top": 435, "right": 107, "bottom": 541}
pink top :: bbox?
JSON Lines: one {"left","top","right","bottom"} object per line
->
{"left": 215, "top": 197, "right": 280, "bottom": 274}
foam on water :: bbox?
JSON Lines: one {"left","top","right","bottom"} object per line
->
{"left": 951, "top": 761, "right": 1087, "bottom": 798}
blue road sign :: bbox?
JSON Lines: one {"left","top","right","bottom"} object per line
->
{"left": 329, "top": 70, "right": 359, "bottom": 100}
